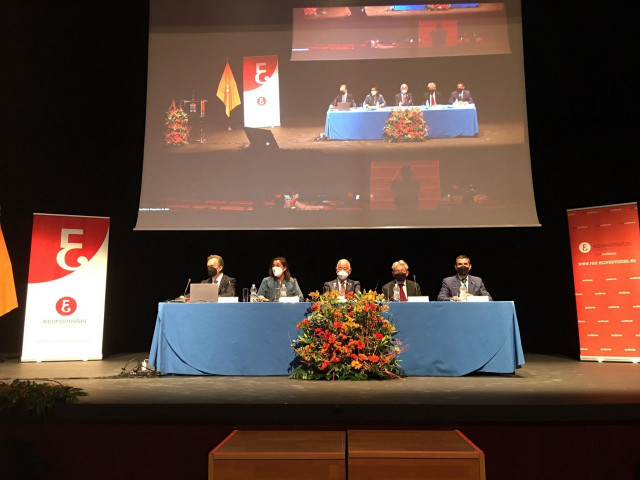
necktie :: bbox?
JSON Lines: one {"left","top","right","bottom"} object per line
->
{"left": 340, "top": 281, "right": 345, "bottom": 296}
{"left": 399, "top": 283, "right": 407, "bottom": 302}
{"left": 431, "top": 93, "right": 436, "bottom": 106}
{"left": 402, "top": 94, "right": 405, "bottom": 104}
{"left": 342, "top": 94, "right": 346, "bottom": 103}
{"left": 460, "top": 91, "right": 463, "bottom": 100}
{"left": 461, "top": 278, "right": 467, "bottom": 291}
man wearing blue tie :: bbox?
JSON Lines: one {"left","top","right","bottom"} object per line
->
{"left": 448, "top": 82, "right": 474, "bottom": 105}
{"left": 437, "top": 255, "right": 491, "bottom": 301}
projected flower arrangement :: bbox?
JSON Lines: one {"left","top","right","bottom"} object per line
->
{"left": 383, "top": 107, "right": 429, "bottom": 142}
{"left": 290, "top": 290, "right": 406, "bottom": 380}
{"left": 165, "top": 100, "right": 190, "bottom": 146}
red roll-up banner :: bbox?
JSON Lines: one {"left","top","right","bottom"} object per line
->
{"left": 22, "top": 214, "right": 110, "bottom": 362}
{"left": 567, "top": 202, "right": 640, "bottom": 362}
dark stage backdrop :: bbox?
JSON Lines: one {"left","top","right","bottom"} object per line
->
{"left": 0, "top": 1, "right": 634, "bottom": 358}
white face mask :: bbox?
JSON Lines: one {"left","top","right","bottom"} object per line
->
{"left": 371, "top": 91, "right": 377, "bottom": 96}
{"left": 337, "top": 270, "right": 349, "bottom": 281}
{"left": 272, "top": 266, "right": 284, "bottom": 277}
{"left": 401, "top": 89, "right": 407, "bottom": 94}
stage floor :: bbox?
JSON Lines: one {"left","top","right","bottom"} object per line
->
{"left": 2, "top": 354, "right": 639, "bottom": 424}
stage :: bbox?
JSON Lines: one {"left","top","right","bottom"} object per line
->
{"left": 2, "top": 353, "right": 639, "bottom": 424}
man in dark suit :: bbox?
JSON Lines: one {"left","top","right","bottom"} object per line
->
{"left": 201, "top": 254, "right": 236, "bottom": 297}
{"left": 423, "top": 82, "right": 444, "bottom": 106}
{"left": 436, "top": 254, "right": 491, "bottom": 301}
{"left": 382, "top": 259, "right": 422, "bottom": 301}
{"left": 331, "top": 84, "right": 357, "bottom": 108}
{"left": 395, "top": 83, "right": 414, "bottom": 106}
{"left": 323, "top": 258, "right": 361, "bottom": 295}
{"left": 448, "top": 82, "right": 474, "bottom": 104}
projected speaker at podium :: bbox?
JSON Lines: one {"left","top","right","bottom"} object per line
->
{"left": 181, "top": 98, "right": 207, "bottom": 143}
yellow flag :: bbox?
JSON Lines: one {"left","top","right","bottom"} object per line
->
{"left": 0, "top": 224, "right": 18, "bottom": 317}
{"left": 216, "top": 61, "right": 241, "bottom": 117}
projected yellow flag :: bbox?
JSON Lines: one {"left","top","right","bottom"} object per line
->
{"left": 217, "top": 61, "right": 241, "bottom": 117}
{"left": 0, "top": 224, "right": 18, "bottom": 317}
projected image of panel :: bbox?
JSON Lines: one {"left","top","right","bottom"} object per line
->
{"left": 291, "top": 4, "right": 511, "bottom": 61}
{"left": 136, "top": 0, "right": 538, "bottom": 230}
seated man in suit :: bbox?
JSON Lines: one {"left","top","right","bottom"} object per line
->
{"left": 323, "top": 258, "right": 361, "bottom": 295}
{"left": 382, "top": 260, "right": 422, "bottom": 301}
{"left": 436, "top": 254, "right": 492, "bottom": 301}
{"left": 331, "top": 84, "right": 357, "bottom": 108}
{"left": 202, "top": 254, "right": 236, "bottom": 297}
{"left": 448, "top": 82, "right": 474, "bottom": 105}
{"left": 423, "top": 82, "right": 443, "bottom": 106}
{"left": 395, "top": 83, "right": 414, "bottom": 106}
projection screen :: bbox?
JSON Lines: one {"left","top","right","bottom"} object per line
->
{"left": 136, "top": 1, "right": 539, "bottom": 230}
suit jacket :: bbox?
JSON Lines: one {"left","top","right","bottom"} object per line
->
{"left": 436, "top": 275, "right": 491, "bottom": 301}
{"left": 201, "top": 274, "right": 236, "bottom": 297}
{"left": 332, "top": 92, "right": 357, "bottom": 108}
{"left": 382, "top": 279, "right": 421, "bottom": 301}
{"left": 323, "top": 278, "right": 361, "bottom": 295}
{"left": 395, "top": 92, "right": 414, "bottom": 106}
{"left": 448, "top": 89, "right": 474, "bottom": 104}
{"left": 423, "top": 90, "right": 444, "bottom": 106}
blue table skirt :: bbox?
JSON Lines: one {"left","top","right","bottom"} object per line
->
{"left": 149, "top": 301, "right": 523, "bottom": 377}
{"left": 324, "top": 105, "right": 479, "bottom": 140}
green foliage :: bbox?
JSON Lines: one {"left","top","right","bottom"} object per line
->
{"left": 0, "top": 379, "right": 87, "bottom": 417}
{"left": 290, "top": 290, "right": 406, "bottom": 380}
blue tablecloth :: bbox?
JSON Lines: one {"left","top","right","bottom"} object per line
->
{"left": 149, "top": 301, "right": 523, "bottom": 376}
{"left": 324, "top": 105, "right": 479, "bottom": 140}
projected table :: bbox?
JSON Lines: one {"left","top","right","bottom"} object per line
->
{"left": 324, "top": 105, "right": 479, "bottom": 140}
{"left": 149, "top": 302, "right": 524, "bottom": 376}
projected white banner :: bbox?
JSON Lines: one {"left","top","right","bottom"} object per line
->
{"left": 22, "top": 214, "right": 110, "bottom": 362}
{"left": 243, "top": 55, "right": 281, "bottom": 128}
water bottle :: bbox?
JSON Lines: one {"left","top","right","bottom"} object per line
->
{"left": 279, "top": 282, "right": 287, "bottom": 300}
{"left": 459, "top": 283, "right": 467, "bottom": 302}
{"left": 250, "top": 284, "right": 258, "bottom": 302}
{"left": 393, "top": 283, "right": 400, "bottom": 302}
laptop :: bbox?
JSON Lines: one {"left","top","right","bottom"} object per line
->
{"left": 336, "top": 102, "right": 352, "bottom": 111}
{"left": 189, "top": 283, "right": 219, "bottom": 303}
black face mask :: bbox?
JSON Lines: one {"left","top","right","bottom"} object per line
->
{"left": 394, "top": 273, "right": 407, "bottom": 282}
{"left": 456, "top": 266, "right": 469, "bottom": 276}
{"left": 208, "top": 267, "right": 219, "bottom": 277}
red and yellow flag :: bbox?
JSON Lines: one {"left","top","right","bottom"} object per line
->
{"left": 0, "top": 224, "right": 18, "bottom": 317}
{"left": 216, "top": 61, "right": 241, "bottom": 117}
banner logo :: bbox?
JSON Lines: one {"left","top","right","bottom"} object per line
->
{"left": 579, "top": 242, "right": 591, "bottom": 253}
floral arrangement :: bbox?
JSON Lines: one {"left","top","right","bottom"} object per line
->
{"left": 382, "top": 107, "right": 429, "bottom": 142}
{"left": 165, "top": 100, "right": 190, "bottom": 146}
{"left": 290, "top": 290, "right": 406, "bottom": 380}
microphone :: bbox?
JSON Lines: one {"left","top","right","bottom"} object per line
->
{"left": 413, "top": 274, "right": 417, "bottom": 284}
{"left": 182, "top": 278, "right": 192, "bottom": 298}
{"left": 374, "top": 280, "right": 379, "bottom": 293}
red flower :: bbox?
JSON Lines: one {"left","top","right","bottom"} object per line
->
{"left": 333, "top": 321, "right": 342, "bottom": 329}
{"left": 368, "top": 355, "right": 380, "bottom": 363}
{"left": 320, "top": 360, "right": 329, "bottom": 370}
{"left": 311, "top": 303, "right": 320, "bottom": 311}
{"left": 348, "top": 312, "right": 354, "bottom": 317}
{"left": 375, "top": 333, "right": 384, "bottom": 340}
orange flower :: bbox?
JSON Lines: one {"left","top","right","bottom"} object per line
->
{"left": 358, "top": 353, "right": 367, "bottom": 362}
{"left": 368, "top": 355, "right": 380, "bottom": 363}
{"left": 320, "top": 360, "right": 329, "bottom": 370}
{"left": 351, "top": 360, "right": 362, "bottom": 370}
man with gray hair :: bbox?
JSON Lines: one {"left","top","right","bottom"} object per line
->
{"left": 323, "top": 258, "right": 361, "bottom": 295}
{"left": 382, "top": 259, "right": 422, "bottom": 301}
{"left": 201, "top": 254, "right": 236, "bottom": 297}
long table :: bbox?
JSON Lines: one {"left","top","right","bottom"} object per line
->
{"left": 324, "top": 105, "right": 479, "bottom": 140}
{"left": 149, "top": 302, "right": 524, "bottom": 377}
